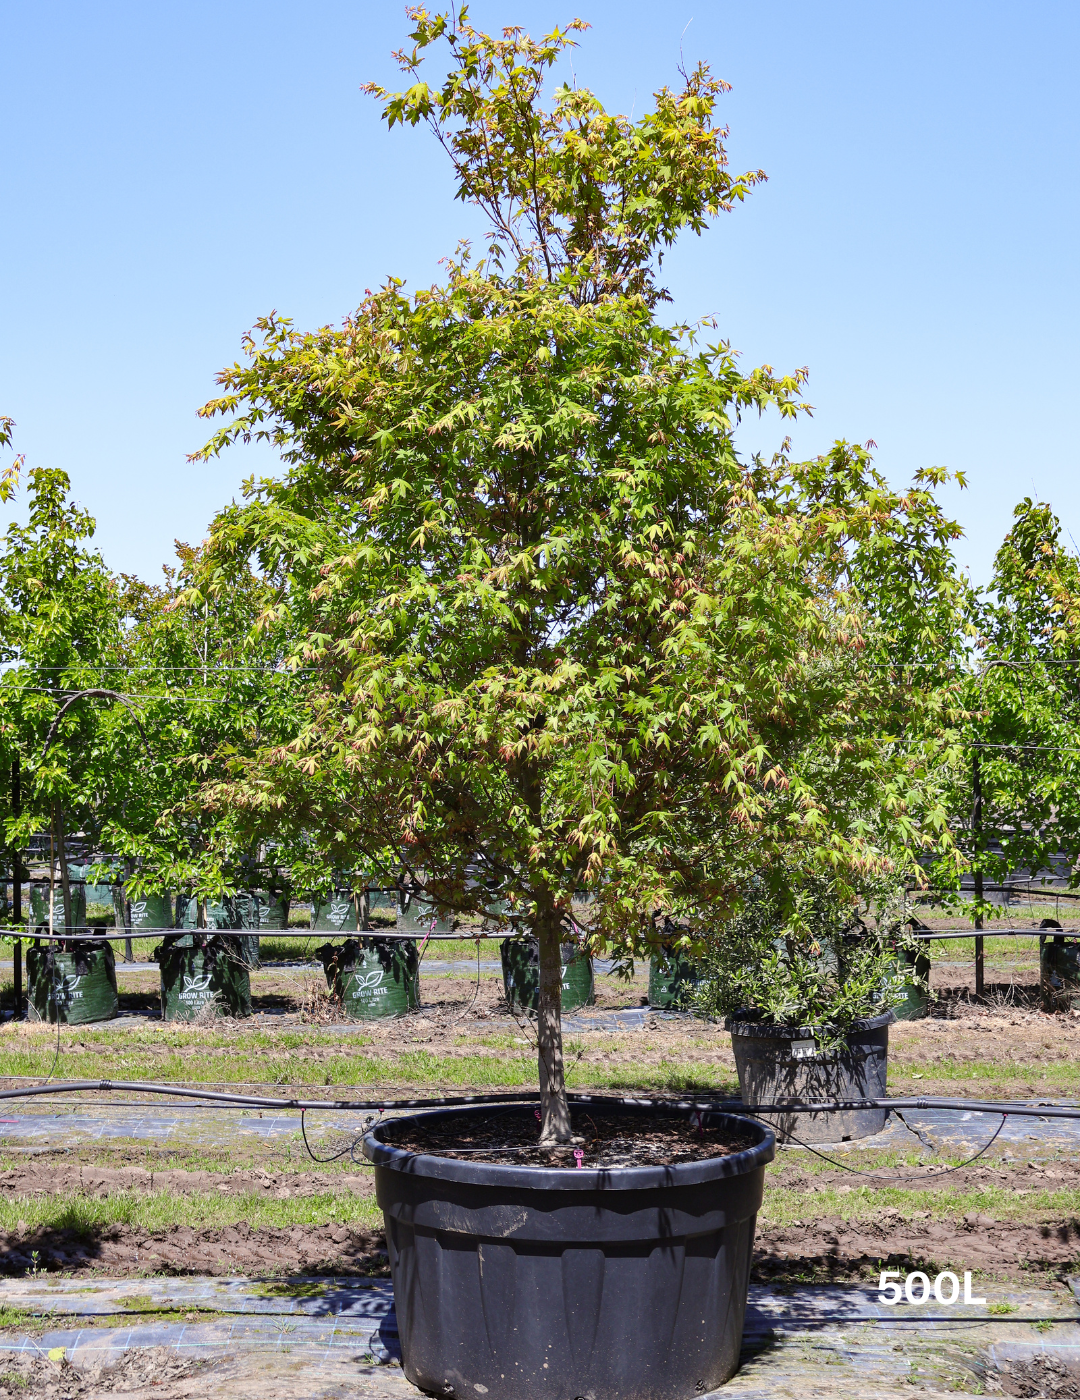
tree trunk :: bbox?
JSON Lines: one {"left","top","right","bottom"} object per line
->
{"left": 972, "top": 747, "right": 985, "bottom": 1000}
{"left": 10, "top": 758, "right": 21, "bottom": 925}
{"left": 55, "top": 802, "right": 73, "bottom": 933}
{"left": 123, "top": 857, "right": 134, "bottom": 962}
{"left": 10, "top": 759, "right": 21, "bottom": 1018}
{"left": 536, "top": 905, "right": 571, "bottom": 1143}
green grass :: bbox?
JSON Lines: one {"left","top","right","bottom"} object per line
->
{"left": 258, "top": 936, "right": 320, "bottom": 962}
{"left": 0, "top": 1189, "right": 382, "bottom": 1236}
{"left": 928, "top": 934, "right": 1041, "bottom": 961}
{"left": 889, "top": 1057, "right": 1079, "bottom": 1088}
{"left": 0, "top": 1022, "right": 736, "bottom": 1092}
{"left": 761, "top": 1182, "right": 1080, "bottom": 1227}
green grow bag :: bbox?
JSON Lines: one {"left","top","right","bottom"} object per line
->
{"left": 255, "top": 891, "right": 289, "bottom": 930}
{"left": 317, "top": 937, "right": 420, "bottom": 1019}
{"left": 66, "top": 863, "right": 116, "bottom": 910}
{"left": 156, "top": 934, "right": 252, "bottom": 1021}
{"left": 500, "top": 938, "right": 595, "bottom": 1013}
{"left": 311, "top": 892, "right": 363, "bottom": 933}
{"left": 1041, "top": 933, "right": 1080, "bottom": 1011}
{"left": 29, "top": 882, "right": 87, "bottom": 933}
{"left": 26, "top": 940, "right": 118, "bottom": 1024}
{"left": 119, "top": 890, "right": 174, "bottom": 933}
{"left": 230, "top": 893, "right": 264, "bottom": 969}
{"left": 648, "top": 947, "right": 700, "bottom": 1009}
{"left": 398, "top": 888, "right": 455, "bottom": 935}
{"left": 175, "top": 894, "right": 240, "bottom": 930}
{"left": 890, "top": 946, "right": 931, "bottom": 1021}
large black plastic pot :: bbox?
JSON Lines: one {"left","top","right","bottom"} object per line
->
{"left": 1041, "top": 930, "right": 1080, "bottom": 1011}
{"left": 363, "top": 1101, "right": 774, "bottom": 1400}
{"left": 727, "top": 1008, "right": 894, "bottom": 1143}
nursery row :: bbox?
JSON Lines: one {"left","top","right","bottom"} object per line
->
{"left": 4, "top": 878, "right": 462, "bottom": 936}
{"left": 19, "top": 932, "right": 605, "bottom": 1026}
{"left": 14, "top": 915, "right": 1080, "bottom": 1024}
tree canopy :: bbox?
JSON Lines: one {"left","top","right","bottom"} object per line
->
{"left": 189, "top": 9, "right": 967, "bottom": 1139}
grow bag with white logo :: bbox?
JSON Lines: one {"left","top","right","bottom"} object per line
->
{"left": 155, "top": 933, "right": 251, "bottom": 1021}
{"left": 26, "top": 940, "right": 118, "bottom": 1024}
{"left": 500, "top": 937, "right": 594, "bottom": 1013}
{"left": 29, "top": 882, "right": 87, "bottom": 933}
{"left": 317, "top": 937, "right": 419, "bottom": 1019}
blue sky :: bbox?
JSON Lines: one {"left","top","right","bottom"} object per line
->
{"left": 2, "top": 1, "right": 1077, "bottom": 586}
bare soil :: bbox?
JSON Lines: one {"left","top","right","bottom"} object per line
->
{"left": 754, "top": 1215, "right": 1080, "bottom": 1284}
{"left": 0, "top": 1164, "right": 375, "bottom": 1201}
{"left": 0, "top": 1348, "right": 206, "bottom": 1399}
{"left": 992, "top": 1352, "right": 1080, "bottom": 1398}
{"left": 0, "top": 1212, "right": 1074, "bottom": 1287}
{"left": 379, "top": 1108, "right": 758, "bottom": 1167}
{"left": 0, "top": 1221, "right": 387, "bottom": 1278}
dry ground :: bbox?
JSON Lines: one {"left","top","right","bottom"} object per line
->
{"left": 0, "top": 930, "right": 1076, "bottom": 1291}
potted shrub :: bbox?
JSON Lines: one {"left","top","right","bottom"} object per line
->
{"left": 191, "top": 14, "right": 963, "bottom": 1396}
{"left": 694, "top": 872, "right": 927, "bottom": 1142}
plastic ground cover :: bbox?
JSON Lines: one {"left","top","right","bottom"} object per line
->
{"left": 0, "top": 1277, "right": 1077, "bottom": 1396}
{"left": 0, "top": 1100, "right": 1078, "bottom": 1153}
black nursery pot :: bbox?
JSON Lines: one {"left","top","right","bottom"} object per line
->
{"left": 362, "top": 1101, "right": 774, "bottom": 1400}
{"left": 727, "top": 1008, "right": 894, "bottom": 1144}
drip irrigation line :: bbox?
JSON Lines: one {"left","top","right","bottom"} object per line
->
{"left": 299, "top": 1106, "right": 382, "bottom": 1164}
{"left": 911, "top": 927, "right": 1077, "bottom": 940}
{"left": 0, "top": 1080, "right": 1076, "bottom": 1121}
{"left": 735, "top": 1108, "right": 1009, "bottom": 1182}
{"left": 0, "top": 928, "right": 521, "bottom": 943}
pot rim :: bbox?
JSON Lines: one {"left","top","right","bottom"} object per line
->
{"left": 362, "top": 1100, "right": 774, "bottom": 1190}
{"left": 725, "top": 1007, "right": 896, "bottom": 1038}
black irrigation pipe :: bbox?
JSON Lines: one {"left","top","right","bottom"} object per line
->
{"left": 0, "top": 1080, "right": 1076, "bottom": 1121}
{"left": 0, "top": 928, "right": 521, "bottom": 943}
{"left": 912, "top": 928, "right": 1079, "bottom": 940}
{"left": 4, "top": 924, "right": 1076, "bottom": 945}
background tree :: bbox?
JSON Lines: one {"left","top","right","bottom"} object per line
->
{"left": 0, "top": 466, "right": 127, "bottom": 928}
{"left": 939, "top": 500, "right": 1080, "bottom": 930}
{"left": 97, "top": 544, "right": 306, "bottom": 918}
{"left": 192, "top": 10, "right": 964, "bottom": 1142}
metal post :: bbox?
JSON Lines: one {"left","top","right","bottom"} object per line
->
{"left": 972, "top": 746, "right": 985, "bottom": 1000}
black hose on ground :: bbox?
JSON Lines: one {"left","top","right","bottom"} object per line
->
{"left": 0, "top": 1079, "right": 1076, "bottom": 1119}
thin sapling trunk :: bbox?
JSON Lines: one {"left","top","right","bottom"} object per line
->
{"left": 55, "top": 801, "right": 73, "bottom": 933}
{"left": 537, "top": 907, "right": 572, "bottom": 1143}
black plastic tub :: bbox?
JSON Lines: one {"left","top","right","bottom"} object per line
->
{"left": 1040, "top": 931, "right": 1080, "bottom": 1011}
{"left": 726, "top": 1008, "right": 895, "bottom": 1143}
{"left": 363, "top": 1100, "right": 774, "bottom": 1400}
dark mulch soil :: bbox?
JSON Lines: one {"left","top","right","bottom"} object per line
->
{"left": 992, "top": 1352, "right": 1080, "bottom": 1398}
{"left": 380, "top": 1109, "right": 758, "bottom": 1167}
{"left": 753, "top": 1215, "right": 1080, "bottom": 1285}
{"left": 0, "top": 1222, "right": 388, "bottom": 1278}
{"left": 0, "top": 1216, "right": 1075, "bottom": 1287}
